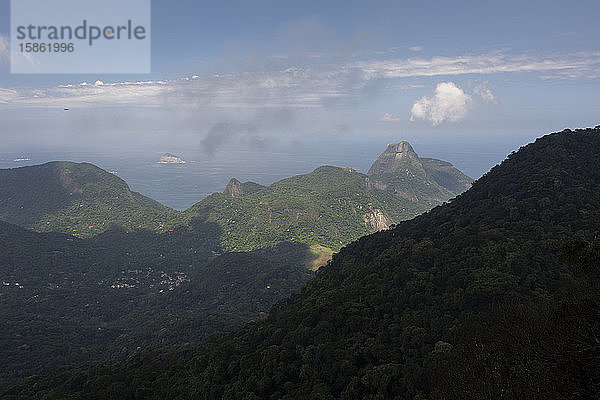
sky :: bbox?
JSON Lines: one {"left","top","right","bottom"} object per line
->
{"left": 0, "top": 0, "right": 599, "bottom": 178}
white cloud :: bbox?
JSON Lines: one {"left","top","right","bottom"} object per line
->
{"left": 409, "top": 46, "right": 423, "bottom": 52}
{"left": 0, "top": 88, "right": 18, "bottom": 103}
{"left": 0, "top": 50, "right": 597, "bottom": 110}
{"left": 352, "top": 51, "right": 600, "bottom": 80}
{"left": 0, "top": 34, "right": 9, "bottom": 64}
{"left": 381, "top": 112, "right": 401, "bottom": 122}
{"left": 474, "top": 83, "right": 498, "bottom": 104}
{"left": 0, "top": 68, "right": 347, "bottom": 109}
{"left": 410, "top": 82, "right": 472, "bottom": 125}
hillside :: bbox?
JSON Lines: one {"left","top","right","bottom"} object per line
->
{"left": 367, "top": 141, "right": 472, "bottom": 206}
{"left": 0, "top": 218, "right": 313, "bottom": 390}
{"left": 0, "top": 161, "right": 175, "bottom": 237}
{"left": 0, "top": 141, "right": 471, "bottom": 390}
{"left": 186, "top": 143, "right": 472, "bottom": 257}
{"left": 9, "top": 127, "right": 599, "bottom": 398}
{"left": 0, "top": 145, "right": 470, "bottom": 257}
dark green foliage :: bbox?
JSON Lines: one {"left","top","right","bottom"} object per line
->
{"left": 187, "top": 150, "right": 472, "bottom": 253}
{"left": 7, "top": 127, "right": 599, "bottom": 398}
{"left": 0, "top": 161, "right": 175, "bottom": 236}
{"left": 240, "top": 181, "right": 267, "bottom": 195}
{"left": 0, "top": 219, "right": 312, "bottom": 390}
{"left": 428, "top": 236, "right": 600, "bottom": 399}
{"left": 0, "top": 142, "right": 470, "bottom": 392}
{"left": 188, "top": 166, "right": 397, "bottom": 252}
{"left": 0, "top": 147, "right": 470, "bottom": 255}
{"left": 420, "top": 158, "right": 473, "bottom": 194}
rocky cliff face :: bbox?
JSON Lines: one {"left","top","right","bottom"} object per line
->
{"left": 363, "top": 206, "right": 393, "bottom": 231}
{"left": 224, "top": 178, "right": 243, "bottom": 197}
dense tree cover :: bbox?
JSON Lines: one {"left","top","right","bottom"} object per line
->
{"left": 0, "top": 162, "right": 176, "bottom": 236}
{"left": 427, "top": 236, "right": 600, "bottom": 399}
{"left": 186, "top": 147, "right": 472, "bottom": 254}
{"left": 0, "top": 142, "right": 469, "bottom": 391}
{"left": 0, "top": 146, "right": 471, "bottom": 255}
{"left": 5, "top": 127, "right": 598, "bottom": 399}
{"left": 0, "top": 220, "right": 312, "bottom": 390}
{"left": 419, "top": 158, "right": 472, "bottom": 194}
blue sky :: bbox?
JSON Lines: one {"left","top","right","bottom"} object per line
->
{"left": 0, "top": 0, "right": 599, "bottom": 176}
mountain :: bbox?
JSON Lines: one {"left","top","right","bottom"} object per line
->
{"left": 0, "top": 145, "right": 470, "bottom": 255}
{"left": 0, "top": 161, "right": 175, "bottom": 237}
{"left": 367, "top": 141, "right": 472, "bottom": 206}
{"left": 185, "top": 143, "right": 472, "bottom": 261}
{"left": 223, "top": 178, "right": 266, "bottom": 197}
{"left": 0, "top": 142, "right": 472, "bottom": 391}
{"left": 10, "top": 127, "right": 599, "bottom": 398}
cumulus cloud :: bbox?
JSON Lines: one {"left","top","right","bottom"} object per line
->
{"left": 474, "top": 83, "right": 498, "bottom": 104}
{"left": 410, "top": 82, "right": 472, "bottom": 125}
{"left": 381, "top": 112, "right": 401, "bottom": 122}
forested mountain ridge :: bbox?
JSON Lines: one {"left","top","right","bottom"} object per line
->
{"left": 7, "top": 127, "right": 599, "bottom": 399}
{"left": 366, "top": 141, "right": 472, "bottom": 207}
{"left": 185, "top": 143, "right": 472, "bottom": 255}
{"left": 0, "top": 161, "right": 175, "bottom": 236}
{"left": 0, "top": 144, "right": 471, "bottom": 258}
{"left": 0, "top": 142, "right": 470, "bottom": 390}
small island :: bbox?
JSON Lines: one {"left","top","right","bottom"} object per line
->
{"left": 158, "top": 153, "right": 186, "bottom": 164}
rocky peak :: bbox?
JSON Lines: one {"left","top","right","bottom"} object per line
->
{"left": 224, "top": 178, "right": 243, "bottom": 197}
{"left": 390, "top": 142, "right": 416, "bottom": 159}
{"left": 367, "top": 141, "right": 419, "bottom": 175}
